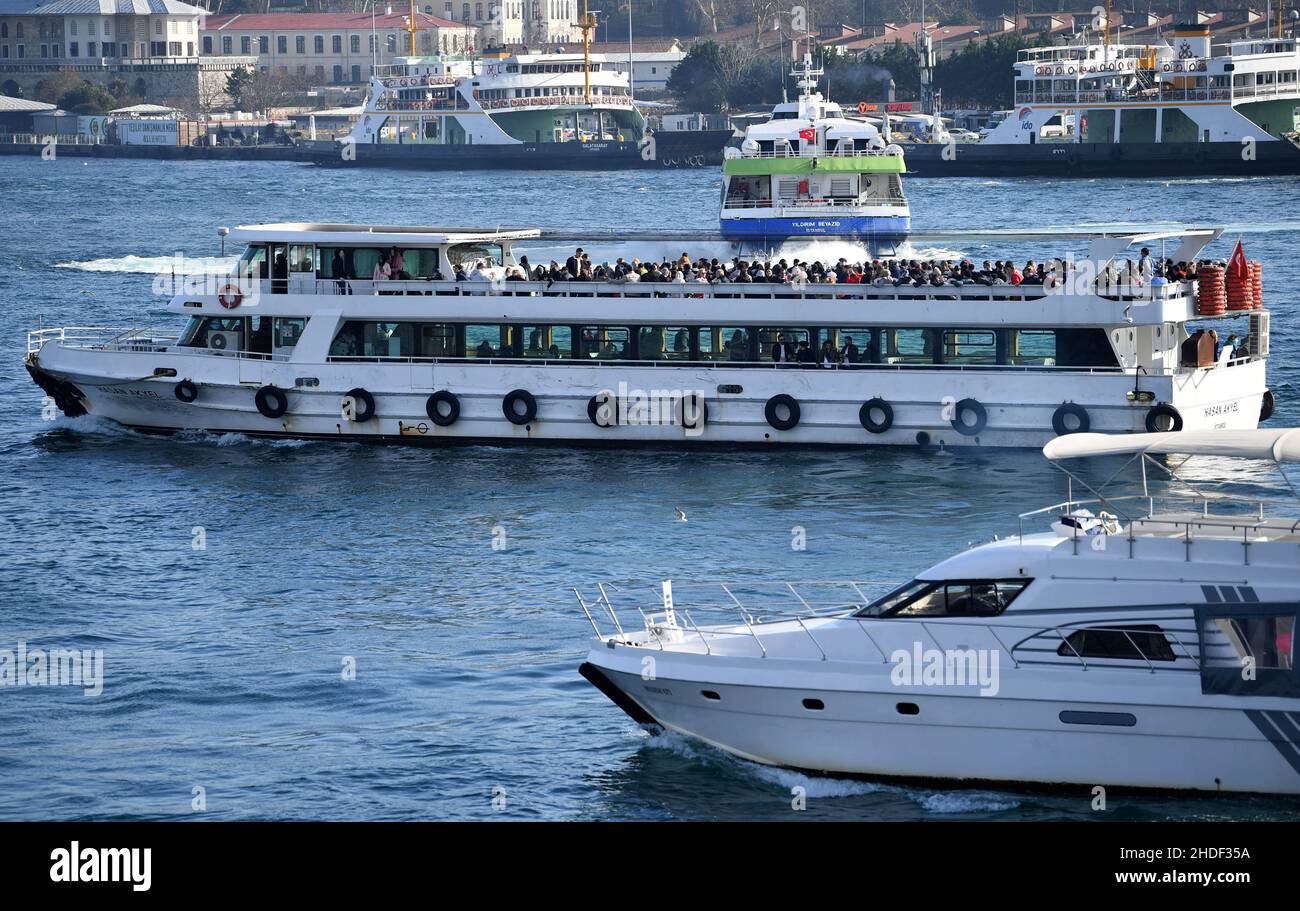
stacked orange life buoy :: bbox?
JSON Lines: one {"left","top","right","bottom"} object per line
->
{"left": 1225, "top": 261, "right": 1253, "bottom": 311}
{"left": 1196, "top": 264, "right": 1226, "bottom": 315}
{"left": 1251, "top": 260, "right": 1264, "bottom": 309}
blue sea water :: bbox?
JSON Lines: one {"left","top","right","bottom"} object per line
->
{"left": 2, "top": 156, "right": 1300, "bottom": 820}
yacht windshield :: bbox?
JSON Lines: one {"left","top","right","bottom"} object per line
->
{"left": 856, "top": 579, "right": 1030, "bottom": 618}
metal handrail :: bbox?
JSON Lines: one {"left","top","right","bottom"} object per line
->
{"left": 247, "top": 275, "right": 1195, "bottom": 306}
{"left": 736, "top": 148, "right": 903, "bottom": 159}
{"left": 579, "top": 583, "right": 1206, "bottom": 673}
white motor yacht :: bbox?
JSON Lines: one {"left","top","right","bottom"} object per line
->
{"left": 579, "top": 428, "right": 1300, "bottom": 794}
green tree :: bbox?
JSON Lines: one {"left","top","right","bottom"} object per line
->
{"left": 58, "top": 82, "right": 119, "bottom": 114}
{"left": 667, "top": 41, "right": 788, "bottom": 113}
{"left": 33, "top": 68, "right": 84, "bottom": 106}
{"left": 226, "top": 65, "right": 255, "bottom": 110}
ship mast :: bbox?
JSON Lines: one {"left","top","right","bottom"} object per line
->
{"left": 407, "top": 0, "right": 417, "bottom": 57}
{"left": 580, "top": 0, "right": 598, "bottom": 104}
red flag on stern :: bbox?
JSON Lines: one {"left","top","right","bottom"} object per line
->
{"left": 798, "top": 127, "right": 816, "bottom": 142}
{"left": 1228, "top": 239, "right": 1249, "bottom": 284}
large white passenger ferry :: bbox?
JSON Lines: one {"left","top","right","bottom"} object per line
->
{"left": 26, "top": 222, "right": 1271, "bottom": 449}
{"left": 304, "top": 46, "right": 730, "bottom": 169}
{"left": 907, "top": 23, "right": 1300, "bottom": 176}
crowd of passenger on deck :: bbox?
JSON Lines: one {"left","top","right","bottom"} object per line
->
{"left": 386, "top": 245, "right": 1212, "bottom": 293}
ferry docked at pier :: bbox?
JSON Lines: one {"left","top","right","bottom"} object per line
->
{"left": 303, "top": 46, "right": 730, "bottom": 170}
{"left": 578, "top": 428, "right": 1300, "bottom": 794}
{"left": 27, "top": 221, "right": 1272, "bottom": 449}
{"left": 719, "top": 53, "right": 910, "bottom": 253}
{"left": 905, "top": 24, "right": 1300, "bottom": 177}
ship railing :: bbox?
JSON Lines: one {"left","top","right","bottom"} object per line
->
{"left": 478, "top": 95, "right": 635, "bottom": 110}
{"left": 737, "top": 148, "right": 902, "bottom": 159}
{"left": 2, "top": 132, "right": 101, "bottom": 146}
{"left": 1018, "top": 493, "right": 1300, "bottom": 563}
{"left": 27, "top": 326, "right": 181, "bottom": 355}
{"left": 720, "top": 195, "right": 907, "bottom": 209}
{"left": 303, "top": 276, "right": 1187, "bottom": 306}
{"left": 325, "top": 352, "right": 1137, "bottom": 375}
{"left": 575, "top": 580, "right": 1204, "bottom": 673}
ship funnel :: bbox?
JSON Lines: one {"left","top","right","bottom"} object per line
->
{"left": 1172, "top": 23, "right": 1211, "bottom": 59}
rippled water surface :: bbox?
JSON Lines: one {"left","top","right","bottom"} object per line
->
{"left": 2, "top": 157, "right": 1300, "bottom": 820}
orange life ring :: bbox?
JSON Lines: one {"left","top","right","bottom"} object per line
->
{"left": 218, "top": 284, "right": 242, "bottom": 309}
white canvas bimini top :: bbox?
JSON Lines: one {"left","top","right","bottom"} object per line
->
{"left": 1044, "top": 429, "right": 1300, "bottom": 463}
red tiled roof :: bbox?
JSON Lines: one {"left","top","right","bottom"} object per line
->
{"left": 204, "top": 12, "right": 459, "bottom": 31}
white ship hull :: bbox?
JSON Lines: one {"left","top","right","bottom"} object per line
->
{"left": 585, "top": 658, "right": 1300, "bottom": 794}
{"left": 30, "top": 348, "right": 1265, "bottom": 448}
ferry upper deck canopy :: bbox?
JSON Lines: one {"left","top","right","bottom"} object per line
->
{"left": 227, "top": 224, "right": 542, "bottom": 246}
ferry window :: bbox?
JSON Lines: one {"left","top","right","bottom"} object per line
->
{"left": 345, "top": 247, "right": 384, "bottom": 279}
{"left": 181, "top": 316, "right": 244, "bottom": 348}
{"left": 318, "top": 247, "right": 352, "bottom": 279}
{"left": 1055, "top": 328, "right": 1119, "bottom": 368}
{"left": 1007, "top": 329, "right": 1056, "bottom": 366}
{"left": 238, "top": 244, "right": 269, "bottom": 279}
{"left": 580, "top": 326, "right": 630, "bottom": 360}
{"left": 289, "top": 245, "right": 314, "bottom": 273}
{"left": 758, "top": 328, "right": 809, "bottom": 362}
{"left": 638, "top": 326, "right": 690, "bottom": 360}
{"left": 698, "top": 327, "right": 750, "bottom": 361}
{"left": 421, "top": 323, "right": 456, "bottom": 358}
{"left": 942, "top": 330, "right": 997, "bottom": 365}
{"left": 273, "top": 318, "right": 306, "bottom": 350}
{"left": 447, "top": 242, "right": 503, "bottom": 269}
{"left": 835, "top": 330, "right": 872, "bottom": 364}
{"left": 467, "top": 324, "right": 510, "bottom": 358}
{"left": 1057, "top": 626, "right": 1176, "bottom": 662}
{"left": 522, "top": 325, "right": 571, "bottom": 359}
{"left": 248, "top": 315, "right": 272, "bottom": 355}
{"left": 884, "top": 328, "right": 938, "bottom": 364}
{"left": 329, "top": 321, "right": 415, "bottom": 357}
{"left": 413, "top": 249, "right": 446, "bottom": 279}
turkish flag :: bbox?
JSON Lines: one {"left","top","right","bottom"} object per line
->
{"left": 799, "top": 128, "right": 815, "bottom": 142}
{"left": 1228, "top": 239, "right": 1249, "bottom": 284}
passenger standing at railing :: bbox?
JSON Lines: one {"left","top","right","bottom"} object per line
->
{"left": 1137, "top": 247, "right": 1154, "bottom": 284}
{"left": 841, "top": 336, "right": 860, "bottom": 364}
{"left": 332, "top": 249, "right": 350, "bottom": 295}
{"left": 820, "top": 340, "right": 838, "bottom": 368}
{"left": 390, "top": 247, "right": 407, "bottom": 279}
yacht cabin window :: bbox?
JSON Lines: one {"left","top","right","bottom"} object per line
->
{"left": 1056, "top": 625, "right": 1177, "bottom": 662}
{"left": 857, "top": 579, "right": 1030, "bottom": 618}
{"left": 1197, "top": 606, "right": 1299, "bottom": 697}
